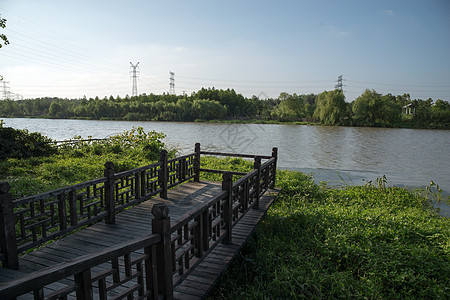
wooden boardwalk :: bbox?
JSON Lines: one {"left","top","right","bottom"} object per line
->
{"left": 0, "top": 181, "right": 279, "bottom": 299}
{"left": 0, "top": 145, "right": 279, "bottom": 299}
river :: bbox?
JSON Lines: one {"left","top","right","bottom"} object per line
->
{"left": 3, "top": 118, "right": 450, "bottom": 214}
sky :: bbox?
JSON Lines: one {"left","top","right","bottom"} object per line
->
{"left": 1, "top": 0, "right": 449, "bottom": 102}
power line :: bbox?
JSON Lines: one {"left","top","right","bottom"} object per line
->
{"left": 347, "top": 79, "right": 450, "bottom": 88}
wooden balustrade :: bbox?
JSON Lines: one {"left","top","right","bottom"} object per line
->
{"left": 0, "top": 150, "right": 198, "bottom": 269}
{"left": 0, "top": 233, "right": 162, "bottom": 299}
{"left": 0, "top": 144, "right": 278, "bottom": 299}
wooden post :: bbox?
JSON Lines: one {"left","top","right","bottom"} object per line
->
{"left": 152, "top": 204, "right": 173, "bottom": 300}
{"left": 135, "top": 172, "right": 141, "bottom": 200}
{"left": 179, "top": 158, "right": 185, "bottom": 182}
{"left": 194, "top": 214, "right": 203, "bottom": 257}
{"left": 239, "top": 185, "right": 246, "bottom": 212}
{"left": 104, "top": 162, "right": 115, "bottom": 224}
{"left": 253, "top": 156, "right": 261, "bottom": 209}
{"left": 159, "top": 150, "right": 168, "bottom": 199}
{"left": 202, "top": 209, "right": 209, "bottom": 251}
{"left": 74, "top": 269, "right": 93, "bottom": 299}
{"left": 194, "top": 143, "right": 201, "bottom": 182}
{"left": 140, "top": 169, "right": 146, "bottom": 199}
{"left": 222, "top": 172, "right": 233, "bottom": 245}
{"left": 57, "top": 193, "right": 67, "bottom": 231}
{"left": 271, "top": 147, "right": 278, "bottom": 188}
{"left": 68, "top": 191, "right": 77, "bottom": 226}
{"left": 0, "top": 182, "right": 19, "bottom": 269}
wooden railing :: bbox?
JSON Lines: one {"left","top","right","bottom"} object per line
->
{"left": 0, "top": 145, "right": 278, "bottom": 299}
{"left": 0, "top": 233, "right": 163, "bottom": 299}
{"left": 0, "top": 150, "right": 197, "bottom": 269}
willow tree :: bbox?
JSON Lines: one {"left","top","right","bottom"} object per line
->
{"left": 353, "top": 89, "right": 402, "bottom": 126}
{"left": 314, "top": 90, "right": 346, "bottom": 125}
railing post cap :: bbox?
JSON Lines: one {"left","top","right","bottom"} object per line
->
{"left": 222, "top": 172, "right": 233, "bottom": 181}
{"left": 152, "top": 203, "right": 169, "bottom": 220}
{"left": 0, "top": 181, "right": 11, "bottom": 194}
{"left": 104, "top": 161, "right": 114, "bottom": 170}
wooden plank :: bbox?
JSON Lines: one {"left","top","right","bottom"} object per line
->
{"left": 0, "top": 267, "right": 25, "bottom": 283}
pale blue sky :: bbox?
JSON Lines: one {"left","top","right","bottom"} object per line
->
{"left": 1, "top": 0, "right": 449, "bottom": 101}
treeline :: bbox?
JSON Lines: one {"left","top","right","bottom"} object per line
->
{"left": 0, "top": 87, "right": 449, "bottom": 129}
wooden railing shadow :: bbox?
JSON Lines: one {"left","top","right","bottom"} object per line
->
{"left": 0, "top": 144, "right": 278, "bottom": 299}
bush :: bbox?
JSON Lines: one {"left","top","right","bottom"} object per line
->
{"left": 0, "top": 124, "right": 57, "bottom": 160}
{"left": 1, "top": 126, "right": 174, "bottom": 197}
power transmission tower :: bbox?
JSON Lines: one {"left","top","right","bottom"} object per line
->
{"left": 169, "top": 71, "right": 175, "bottom": 95}
{"left": 130, "top": 62, "right": 140, "bottom": 97}
{"left": 335, "top": 75, "right": 344, "bottom": 91}
{"left": 2, "top": 81, "right": 10, "bottom": 100}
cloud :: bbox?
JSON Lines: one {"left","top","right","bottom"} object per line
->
{"left": 174, "top": 46, "right": 186, "bottom": 52}
{"left": 327, "top": 25, "right": 351, "bottom": 38}
{"left": 385, "top": 9, "right": 394, "bottom": 16}
{"left": 338, "top": 31, "right": 351, "bottom": 37}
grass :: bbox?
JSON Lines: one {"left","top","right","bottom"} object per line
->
{"left": 204, "top": 162, "right": 449, "bottom": 299}
{"left": 1, "top": 142, "right": 448, "bottom": 298}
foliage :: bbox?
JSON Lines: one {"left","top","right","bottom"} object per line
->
{"left": 314, "top": 89, "right": 347, "bottom": 125}
{"left": 208, "top": 166, "right": 449, "bottom": 299}
{"left": 0, "top": 124, "right": 57, "bottom": 160}
{"left": 274, "top": 92, "right": 316, "bottom": 121}
{"left": 0, "top": 127, "right": 172, "bottom": 197}
{"left": 0, "top": 87, "right": 448, "bottom": 129}
{"left": 0, "top": 15, "right": 9, "bottom": 48}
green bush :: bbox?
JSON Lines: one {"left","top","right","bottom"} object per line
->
{"left": 0, "top": 124, "right": 57, "bottom": 160}
{"left": 1, "top": 126, "right": 174, "bottom": 197}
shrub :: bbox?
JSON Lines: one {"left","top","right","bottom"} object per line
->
{"left": 0, "top": 124, "right": 57, "bottom": 160}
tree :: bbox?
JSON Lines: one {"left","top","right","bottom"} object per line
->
{"left": 380, "top": 93, "right": 402, "bottom": 126}
{"left": 353, "top": 90, "right": 403, "bottom": 126}
{"left": 0, "top": 15, "right": 9, "bottom": 48}
{"left": 353, "top": 89, "right": 381, "bottom": 126}
{"left": 429, "top": 99, "right": 450, "bottom": 128}
{"left": 314, "top": 90, "right": 346, "bottom": 125}
{"left": 279, "top": 93, "right": 306, "bottom": 119}
{"left": 192, "top": 99, "right": 226, "bottom": 120}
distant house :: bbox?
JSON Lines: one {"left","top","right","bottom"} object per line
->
{"left": 402, "top": 103, "right": 415, "bottom": 115}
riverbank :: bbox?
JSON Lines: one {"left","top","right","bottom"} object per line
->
{"left": 5, "top": 115, "right": 450, "bottom": 129}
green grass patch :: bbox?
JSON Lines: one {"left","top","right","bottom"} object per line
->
{"left": 207, "top": 166, "right": 449, "bottom": 299}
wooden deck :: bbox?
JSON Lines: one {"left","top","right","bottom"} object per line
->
{"left": 0, "top": 181, "right": 279, "bottom": 299}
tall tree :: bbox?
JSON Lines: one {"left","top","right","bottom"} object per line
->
{"left": 278, "top": 93, "right": 306, "bottom": 119}
{"left": 314, "top": 90, "right": 346, "bottom": 125}
{"left": 353, "top": 89, "right": 382, "bottom": 126}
